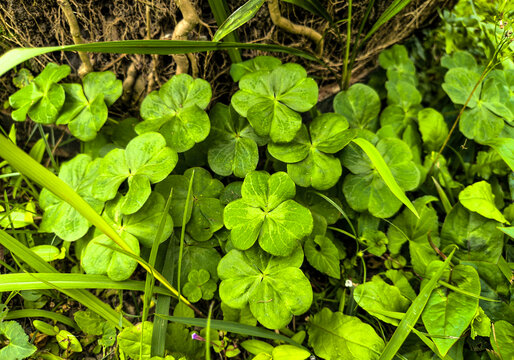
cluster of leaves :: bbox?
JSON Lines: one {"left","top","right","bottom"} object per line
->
{"left": 1, "top": 5, "right": 514, "bottom": 359}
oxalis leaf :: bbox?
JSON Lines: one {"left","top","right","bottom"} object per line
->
{"left": 341, "top": 138, "right": 420, "bottom": 218}
{"left": 268, "top": 113, "right": 352, "bottom": 190}
{"left": 56, "top": 71, "right": 122, "bottom": 141}
{"left": 224, "top": 171, "right": 313, "bottom": 256}
{"left": 0, "top": 321, "right": 37, "bottom": 360}
{"left": 9, "top": 63, "right": 70, "bottom": 124}
{"left": 137, "top": 73, "right": 212, "bottom": 152}
{"left": 230, "top": 55, "right": 282, "bottom": 82}
{"left": 333, "top": 83, "right": 381, "bottom": 130}
{"left": 39, "top": 154, "right": 104, "bottom": 241}
{"left": 421, "top": 264, "right": 481, "bottom": 356}
{"left": 92, "top": 132, "right": 178, "bottom": 215}
{"left": 307, "top": 307, "right": 385, "bottom": 360}
{"left": 217, "top": 246, "right": 313, "bottom": 329}
{"left": 231, "top": 63, "right": 318, "bottom": 142}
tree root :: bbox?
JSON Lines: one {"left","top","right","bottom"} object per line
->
{"left": 171, "top": 0, "right": 200, "bottom": 74}
{"left": 57, "top": 0, "right": 93, "bottom": 76}
{"left": 267, "top": 0, "right": 323, "bottom": 55}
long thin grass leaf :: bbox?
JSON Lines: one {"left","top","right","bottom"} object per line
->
{"left": 178, "top": 170, "right": 195, "bottom": 301}
{"left": 207, "top": 0, "right": 242, "bottom": 62}
{"left": 0, "top": 229, "right": 130, "bottom": 329}
{"left": 314, "top": 191, "right": 357, "bottom": 237}
{"left": 213, "top": 0, "right": 265, "bottom": 42}
{"left": 410, "top": 327, "right": 456, "bottom": 360}
{"left": 4, "top": 309, "right": 78, "bottom": 330}
{"left": 431, "top": 176, "right": 452, "bottom": 214}
{"left": 157, "top": 315, "right": 306, "bottom": 349}
{"left": 282, "top": 0, "right": 333, "bottom": 23}
{"left": 352, "top": 138, "right": 419, "bottom": 218}
{"left": 438, "top": 280, "right": 500, "bottom": 302}
{"left": 0, "top": 40, "right": 318, "bottom": 77}
{"left": 378, "top": 248, "right": 456, "bottom": 360}
{"left": 363, "top": 0, "right": 413, "bottom": 41}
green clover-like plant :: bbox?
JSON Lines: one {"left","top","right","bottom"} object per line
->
{"left": 182, "top": 269, "right": 217, "bottom": 303}
{"left": 341, "top": 138, "right": 420, "bottom": 218}
{"left": 92, "top": 132, "right": 178, "bottom": 215}
{"left": 268, "top": 113, "right": 351, "bottom": 190}
{"left": 56, "top": 71, "right": 122, "bottom": 141}
{"left": 217, "top": 246, "right": 313, "bottom": 329}
{"left": 333, "top": 84, "right": 381, "bottom": 130}
{"left": 137, "top": 73, "right": 212, "bottom": 152}
{"left": 230, "top": 55, "right": 282, "bottom": 82}
{"left": 224, "top": 171, "right": 313, "bottom": 256}
{"left": 207, "top": 103, "right": 268, "bottom": 178}
{"left": 155, "top": 167, "right": 224, "bottom": 241}
{"left": 231, "top": 63, "right": 318, "bottom": 142}
{"left": 9, "top": 63, "right": 70, "bottom": 124}
{"left": 304, "top": 235, "right": 341, "bottom": 279}
{"left": 39, "top": 154, "right": 104, "bottom": 241}
{"left": 0, "top": 321, "right": 37, "bottom": 360}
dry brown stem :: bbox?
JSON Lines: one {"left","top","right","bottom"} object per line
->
{"left": 267, "top": 0, "right": 323, "bottom": 55}
{"left": 57, "top": 0, "right": 93, "bottom": 76}
{"left": 171, "top": 0, "right": 200, "bottom": 74}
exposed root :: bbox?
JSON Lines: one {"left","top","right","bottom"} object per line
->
{"left": 57, "top": 0, "right": 93, "bottom": 76}
{"left": 122, "top": 59, "right": 140, "bottom": 103}
{"left": 267, "top": 0, "right": 323, "bottom": 55}
{"left": 171, "top": 0, "right": 200, "bottom": 74}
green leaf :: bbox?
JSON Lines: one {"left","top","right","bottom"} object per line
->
{"left": 217, "top": 247, "right": 312, "bottom": 329}
{"left": 241, "top": 339, "right": 274, "bottom": 355}
{"left": 470, "top": 307, "right": 491, "bottom": 339}
{"left": 385, "top": 80, "right": 422, "bottom": 110}
{"left": 308, "top": 307, "right": 385, "bottom": 360}
{"left": 56, "top": 330, "right": 82, "bottom": 352}
{"left": 333, "top": 84, "right": 380, "bottom": 130}
{"left": 459, "top": 181, "right": 507, "bottom": 223}
{"left": 74, "top": 309, "right": 104, "bottom": 336}
{"left": 459, "top": 106, "right": 504, "bottom": 144}
{"left": 441, "top": 51, "right": 477, "bottom": 70}
{"left": 81, "top": 232, "right": 140, "bottom": 281}
{"left": 213, "top": 0, "right": 265, "bottom": 42}
{"left": 9, "top": 63, "right": 70, "bottom": 124}
{"left": 491, "top": 320, "right": 514, "bottom": 360}
{"left": 281, "top": 0, "right": 332, "bottom": 22}
{"left": 92, "top": 132, "right": 178, "bottom": 215}
{"left": 487, "top": 137, "right": 514, "bottom": 172}
{"left": 138, "top": 74, "right": 212, "bottom": 152}
{"left": 272, "top": 345, "right": 311, "bottom": 360}
{"left": 353, "top": 275, "right": 411, "bottom": 326}
{"left": 0, "top": 321, "right": 37, "bottom": 360}
{"left": 207, "top": 103, "right": 266, "bottom": 178}
{"left": 179, "top": 245, "right": 221, "bottom": 287}
{"left": 378, "top": 45, "right": 416, "bottom": 79}
{"left": 342, "top": 138, "right": 420, "bottom": 218}
{"left": 230, "top": 56, "right": 282, "bottom": 82}
{"left": 30, "top": 245, "right": 66, "bottom": 262}
{"left": 442, "top": 67, "right": 481, "bottom": 107}
{"left": 231, "top": 63, "right": 318, "bottom": 142}
{"left": 441, "top": 204, "right": 504, "bottom": 263}
{"left": 57, "top": 71, "right": 122, "bottom": 141}
{"left": 304, "top": 235, "right": 340, "bottom": 279}
{"left": 118, "top": 321, "right": 153, "bottom": 359}
{"left": 421, "top": 264, "right": 481, "bottom": 356}
{"left": 417, "top": 108, "right": 448, "bottom": 152}
{"left": 224, "top": 171, "right": 313, "bottom": 256}
{"left": 39, "top": 154, "right": 104, "bottom": 241}
{"left": 359, "top": 229, "right": 388, "bottom": 257}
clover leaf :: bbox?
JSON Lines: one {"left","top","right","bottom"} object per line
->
{"left": 137, "top": 74, "right": 212, "bottom": 152}
{"left": 102, "top": 193, "right": 173, "bottom": 248}
{"left": 9, "top": 63, "right": 70, "bottom": 124}
{"left": 333, "top": 84, "right": 381, "bottom": 130}
{"left": 224, "top": 171, "right": 313, "bottom": 256}
{"left": 417, "top": 108, "right": 449, "bottom": 152}
{"left": 92, "top": 132, "right": 178, "bottom": 215}
{"left": 353, "top": 275, "right": 411, "bottom": 326}
{"left": 40, "top": 154, "right": 104, "bottom": 241}
{"left": 183, "top": 269, "right": 217, "bottom": 303}
{"left": 207, "top": 103, "right": 267, "bottom": 178}
{"left": 81, "top": 231, "right": 139, "bottom": 281}
{"left": 231, "top": 63, "right": 318, "bottom": 142}
{"left": 117, "top": 322, "right": 153, "bottom": 359}
{"left": 421, "top": 263, "right": 481, "bottom": 356}
{"left": 155, "top": 167, "right": 224, "bottom": 241}
{"left": 304, "top": 235, "right": 340, "bottom": 279}
{"left": 217, "top": 246, "right": 313, "bottom": 329}
{"left": 307, "top": 307, "right": 385, "bottom": 360}
{"left": 230, "top": 55, "right": 282, "bottom": 82}
{"left": 378, "top": 45, "right": 416, "bottom": 83}
{"left": 0, "top": 321, "right": 37, "bottom": 360}
{"left": 56, "top": 71, "right": 122, "bottom": 141}
{"left": 359, "top": 229, "right": 388, "bottom": 256}
{"left": 341, "top": 138, "right": 420, "bottom": 218}
{"left": 268, "top": 113, "right": 351, "bottom": 190}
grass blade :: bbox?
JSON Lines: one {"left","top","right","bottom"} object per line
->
{"left": 207, "top": 0, "right": 242, "bottom": 63}
{"left": 0, "top": 40, "right": 318, "bottom": 77}
{"left": 0, "top": 273, "right": 175, "bottom": 296}
{"left": 0, "top": 229, "right": 130, "bottom": 329}
{"left": 431, "top": 177, "right": 452, "bottom": 214}
{"left": 157, "top": 315, "right": 306, "bottom": 349}
{"left": 4, "top": 309, "right": 78, "bottom": 330}
{"left": 352, "top": 138, "right": 419, "bottom": 218}
{"left": 178, "top": 170, "right": 195, "bottom": 301}
{"left": 281, "top": 0, "right": 333, "bottom": 23}
{"left": 378, "top": 248, "right": 456, "bottom": 360}
{"left": 363, "top": 0, "right": 413, "bottom": 42}
{"left": 213, "top": 0, "right": 265, "bottom": 42}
